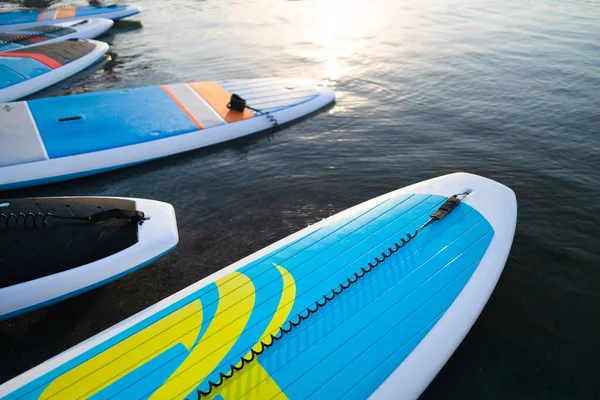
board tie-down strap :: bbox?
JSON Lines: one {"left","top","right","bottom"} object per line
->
{"left": 0, "top": 208, "right": 146, "bottom": 230}
{"left": 193, "top": 191, "right": 470, "bottom": 398}
{"left": 227, "top": 94, "right": 280, "bottom": 129}
{"left": 417, "top": 191, "right": 470, "bottom": 231}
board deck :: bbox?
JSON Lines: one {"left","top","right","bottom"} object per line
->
{"left": 0, "top": 19, "right": 114, "bottom": 52}
{"left": 0, "top": 78, "right": 335, "bottom": 190}
{"left": 0, "top": 173, "right": 517, "bottom": 400}
{"left": 0, "top": 197, "right": 178, "bottom": 321}
{"left": 0, "top": 5, "right": 140, "bottom": 31}
{"left": 0, "top": 39, "right": 108, "bottom": 102}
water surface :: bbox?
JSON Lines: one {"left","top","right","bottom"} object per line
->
{"left": 1, "top": 0, "right": 599, "bottom": 398}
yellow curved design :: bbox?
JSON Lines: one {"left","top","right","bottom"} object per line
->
{"left": 40, "top": 299, "right": 203, "bottom": 400}
{"left": 249, "top": 263, "right": 296, "bottom": 355}
{"left": 207, "top": 263, "right": 296, "bottom": 400}
{"left": 151, "top": 272, "right": 256, "bottom": 400}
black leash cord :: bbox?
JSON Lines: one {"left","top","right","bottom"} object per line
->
{"left": 226, "top": 93, "right": 279, "bottom": 129}
{"left": 0, "top": 209, "right": 146, "bottom": 229}
{"left": 192, "top": 192, "right": 469, "bottom": 398}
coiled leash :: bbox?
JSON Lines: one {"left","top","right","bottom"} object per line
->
{"left": 194, "top": 191, "right": 470, "bottom": 398}
{"left": 227, "top": 94, "right": 280, "bottom": 130}
{"left": 0, "top": 208, "right": 147, "bottom": 230}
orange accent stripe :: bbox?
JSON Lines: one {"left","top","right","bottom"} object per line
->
{"left": 29, "top": 36, "right": 49, "bottom": 43}
{"left": 161, "top": 85, "right": 203, "bottom": 130}
{"left": 36, "top": 9, "right": 46, "bottom": 21}
{"left": 0, "top": 34, "right": 47, "bottom": 43}
{"left": 56, "top": 7, "right": 76, "bottom": 19}
{"left": 0, "top": 52, "right": 62, "bottom": 69}
{"left": 188, "top": 81, "right": 254, "bottom": 124}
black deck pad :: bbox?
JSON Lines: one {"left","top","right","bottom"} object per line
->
{"left": 8, "top": 39, "right": 96, "bottom": 65}
{"left": 0, "top": 198, "right": 139, "bottom": 289}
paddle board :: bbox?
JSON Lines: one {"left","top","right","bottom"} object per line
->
{"left": 0, "top": 173, "right": 517, "bottom": 400}
{"left": 0, "top": 19, "right": 114, "bottom": 52}
{"left": 0, "top": 196, "right": 178, "bottom": 321}
{"left": 0, "top": 38, "right": 108, "bottom": 102}
{"left": 0, "top": 5, "right": 140, "bottom": 31}
{"left": 0, "top": 78, "right": 335, "bottom": 190}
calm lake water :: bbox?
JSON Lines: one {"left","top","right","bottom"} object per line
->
{"left": 1, "top": 0, "right": 599, "bottom": 398}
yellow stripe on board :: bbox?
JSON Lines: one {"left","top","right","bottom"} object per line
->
{"left": 40, "top": 300, "right": 203, "bottom": 400}
{"left": 150, "top": 272, "right": 256, "bottom": 400}
{"left": 248, "top": 263, "right": 295, "bottom": 357}
{"left": 207, "top": 263, "right": 295, "bottom": 400}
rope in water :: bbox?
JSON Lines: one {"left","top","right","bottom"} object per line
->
{"left": 192, "top": 192, "right": 469, "bottom": 398}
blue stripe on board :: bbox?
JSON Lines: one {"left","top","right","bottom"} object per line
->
{"left": 0, "top": 57, "right": 50, "bottom": 81}
{"left": 89, "top": 343, "right": 188, "bottom": 400}
{"left": 29, "top": 86, "right": 199, "bottom": 159}
{"left": 74, "top": 6, "right": 128, "bottom": 17}
{"left": 0, "top": 43, "right": 21, "bottom": 52}
{"left": 0, "top": 65, "right": 26, "bottom": 89}
{"left": 0, "top": 11, "right": 39, "bottom": 26}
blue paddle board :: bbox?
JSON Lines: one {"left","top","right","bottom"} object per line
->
{"left": 0, "top": 197, "right": 178, "bottom": 321}
{"left": 0, "top": 39, "right": 108, "bottom": 102}
{"left": 0, "top": 5, "right": 140, "bottom": 31}
{"left": 0, "top": 78, "right": 335, "bottom": 190}
{"left": 0, "top": 173, "right": 517, "bottom": 400}
{"left": 0, "top": 19, "right": 114, "bottom": 52}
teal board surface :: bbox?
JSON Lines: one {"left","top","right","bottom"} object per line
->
{"left": 0, "top": 57, "right": 50, "bottom": 89}
{"left": 2, "top": 193, "right": 493, "bottom": 400}
{"left": 0, "top": 12, "right": 39, "bottom": 26}
{"left": 29, "top": 86, "right": 198, "bottom": 159}
{"left": 74, "top": 6, "right": 129, "bottom": 18}
{"left": 0, "top": 6, "right": 131, "bottom": 27}
{"left": 0, "top": 65, "right": 25, "bottom": 89}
